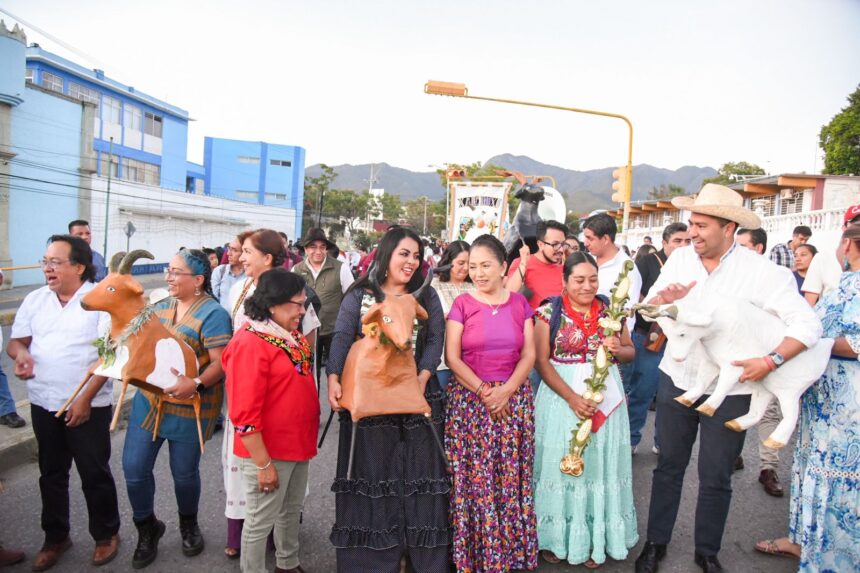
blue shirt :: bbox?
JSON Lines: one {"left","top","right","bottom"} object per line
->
{"left": 92, "top": 250, "right": 107, "bottom": 282}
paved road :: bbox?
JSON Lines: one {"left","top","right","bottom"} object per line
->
{"left": 0, "top": 392, "right": 798, "bottom": 573}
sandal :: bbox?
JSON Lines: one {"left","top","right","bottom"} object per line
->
{"left": 540, "top": 550, "right": 561, "bottom": 564}
{"left": 754, "top": 538, "right": 800, "bottom": 559}
{"left": 584, "top": 558, "right": 602, "bottom": 569}
{"left": 224, "top": 546, "right": 240, "bottom": 559}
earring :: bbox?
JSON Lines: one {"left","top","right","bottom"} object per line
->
{"left": 194, "top": 287, "right": 201, "bottom": 296}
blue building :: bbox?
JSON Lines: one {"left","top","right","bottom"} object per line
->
{"left": 204, "top": 137, "right": 305, "bottom": 216}
{"left": 0, "top": 22, "right": 306, "bottom": 285}
{"left": 25, "top": 44, "right": 190, "bottom": 192}
{"left": 23, "top": 46, "right": 305, "bottom": 216}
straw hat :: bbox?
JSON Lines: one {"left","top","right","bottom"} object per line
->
{"left": 672, "top": 184, "right": 761, "bottom": 230}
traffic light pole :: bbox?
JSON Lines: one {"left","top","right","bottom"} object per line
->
{"left": 424, "top": 82, "right": 634, "bottom": 243}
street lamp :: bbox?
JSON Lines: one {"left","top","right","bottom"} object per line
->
{"left": 424, "top": 80, "right": 635, "bottom": 243}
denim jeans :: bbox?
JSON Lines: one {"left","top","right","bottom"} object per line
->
{"left": 122, "top": 422, "right": 202, "bottom": 521}
{"left": 0, "top": 365, "right": 16, "bottom": 416}
{"left": 435, "top": 369, "right": 451, "bottom": 391}
{"left": 627, "top": 331, "right": 664, "bottom": 448}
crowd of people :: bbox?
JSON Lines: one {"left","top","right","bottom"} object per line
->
{"left": 0, "top": 185, "right": 858, "bottom": 573}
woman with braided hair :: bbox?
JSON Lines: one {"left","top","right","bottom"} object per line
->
{"left": 122, "top": 248, "right": 233, "bottom": 569}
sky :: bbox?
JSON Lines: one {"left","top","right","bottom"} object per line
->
{"left": 3, "top": 0, "right": 859, "bottom": 176}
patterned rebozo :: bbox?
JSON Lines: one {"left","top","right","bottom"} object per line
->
{"left": 249, "top": 327, "right": 312, "bottom": 376}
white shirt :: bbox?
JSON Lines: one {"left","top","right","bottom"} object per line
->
{"left": 597, "top": 248, "right": 642, "bottom": 332}
{"left": 10, "top": 282, "right": 112, "bottom": 411}
{"left": 647, "top": 244, "right": 822, "bottom": 395}
{"left": 304, "top": 258, "right": 355, "bottom": 293}
{"left": 801, "top": 251, "right": 843, "bottom": 297}
{"left": 228, "top": 278, "right": 321, "bottom": 334}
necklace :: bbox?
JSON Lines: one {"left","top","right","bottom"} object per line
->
{"left": 562, "top": 296, "right": 601, "bottom": 338}
{"left": 476, "top": 291, "right": 506, "bottom": 315}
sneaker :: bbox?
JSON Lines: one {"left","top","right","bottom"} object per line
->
{"left": 0, "top": 413, "right": 25, "bottom": 428}
{"left": 652, "top": 445, "right": 660, "bottom": 455}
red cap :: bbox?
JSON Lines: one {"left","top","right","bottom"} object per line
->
{"left": 845, "top": 204, "right": 860, "bottom": 226}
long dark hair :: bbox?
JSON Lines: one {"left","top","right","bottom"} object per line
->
{"left": 563, "top": 251, "right": 598, "bottom": 281}
{"left": 348, "top": 226, "right": 424, "bottom": 295}
{"left": 436, "top": 240, "right": 470, "bottom": 282}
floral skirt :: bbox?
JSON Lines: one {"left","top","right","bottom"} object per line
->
{"left": 445, "top": 380, "right": 538, "bottom": 573}
{"left": 789, "top": 359, "right": 860, "bottom": 573}
{"left": 533, "top": 362, "right": 637, "bottom": 565}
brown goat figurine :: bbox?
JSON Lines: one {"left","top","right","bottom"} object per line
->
{"left": 338, "top": 265, "right": 449, "bottom": 478}
{"left": 55, "top": 250, "right": 205, "bottom": 451}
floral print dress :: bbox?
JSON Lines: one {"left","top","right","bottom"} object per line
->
{"left": 789, "top": 270, "right": 860, "bottom": 573}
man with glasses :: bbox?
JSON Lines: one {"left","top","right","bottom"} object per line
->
{"left": 211, "top": 237, "right": 246, "bottom": 311}
{"left": 506, "top": 220, "right": 569, "bottom": 309}
{"left": 7, "top": 235, "right": 120, "bottom": 571}
{"left": 582, "top": 213, "right": 643, "bottom": 391}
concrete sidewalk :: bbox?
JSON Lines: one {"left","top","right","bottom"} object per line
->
{"left": 0, "top": 273, "right": 168, "bottom": 471}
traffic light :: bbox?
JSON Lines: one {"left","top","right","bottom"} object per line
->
{"left": 611, "top": 165, "right": 630, "bottom": 203}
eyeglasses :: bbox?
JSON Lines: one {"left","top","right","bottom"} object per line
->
{"left": 39, "top": 259, "right": 71, "bottom": 270}
{"left": 563, "top": 243, "right": 579, "bottom": 251}
{"left": 539, "top": 240, "right": 566, "bottom": 251}
{"left": 163, "top": 268, "right": 196, "bottom": 278}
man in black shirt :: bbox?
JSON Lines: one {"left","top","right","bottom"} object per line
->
{"left": 628, "top": 222, "right": 689, "bottom": 454}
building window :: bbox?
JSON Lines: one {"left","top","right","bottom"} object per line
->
{"left": 40, "top": 71, "right": 63, "bottom": 93}
{"left": 236, "top": 190, "right": 258, "bottom": 200}
{"left": 144, "top": 112, "right": 163, "bottom": 138}
{"left": 270, "top": 159, "right": 292, "bottom": 167}
{"left": 122, "top": 157, "right": 160, "bottom": 185}
{"left": 102, "top": 95, "right": 122, "bottom": 124}
{"left": 265, "top": 192, "right": 288, "bottom": 202}
{"left": 124, "top": 104, "right": 142, "bottom": 131}
{"left": 25, "top": 68, "right": 33, "bottom": 83}
{"left": 237, "top": 156, "right": 261, "bottom": 164}
{"left": 100, "top": 153, "right": 119, "bottom": 178}
{"left": 69, "top": 82, "right": 99, "bottom": 108}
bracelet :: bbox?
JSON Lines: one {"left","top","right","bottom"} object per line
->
{"left": 255, "top": 459, "right": 272, "bottom": 471}
{"left": 475, "top": 382, "right": 486, "bottom": 395}
{"left": 762, "top": 356, "right": 777, "bottom": 372}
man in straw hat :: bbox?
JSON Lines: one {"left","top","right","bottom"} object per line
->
{"left": 634, "top": 184, "right": 822, "bottom": 573}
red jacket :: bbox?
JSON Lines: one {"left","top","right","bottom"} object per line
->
{"left": 223, "top": 326, "right": 320, "bottom": 461}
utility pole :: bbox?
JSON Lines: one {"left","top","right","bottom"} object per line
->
{"left": 423, "top": 196, "right": 428, "bottom": 235}
{"left": 103, "top": 137, "right": 113, "bottom": 257}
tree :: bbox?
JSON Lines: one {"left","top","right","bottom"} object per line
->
{"left": 303, "top": 164, "right": 337, "bottom": 231}
{"left": 647, "top": 184, "right": 686, "bottom": 200}
{"left": 702, "top": 161, "right": 766, "bottom": 186}
{"left": 321, "top": 188, "right": 369, "bottom": 233}
{"left": 819, "top": 84, "right": 860, "bottom": 175}
{"left": 402, "top": 197, "right": 446, "bottom": 236}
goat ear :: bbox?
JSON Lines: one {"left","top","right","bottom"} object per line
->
{"left": 681, "top": 310, "right": 712, "bottom": 328}
{"left": 414, "top": 299, "right": 429, "bottom": 321}
{"left": 361, "top": 304, "right": 382, "bottom": 325}
{"left": 131, "top": 282, "right": 145, "bottom": 296}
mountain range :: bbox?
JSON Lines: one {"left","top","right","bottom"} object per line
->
{"left": 306, "top": 154, "right": 718, "bottom": 214}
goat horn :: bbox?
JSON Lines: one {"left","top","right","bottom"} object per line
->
{"left": 118, "top": 249, "right": 154, "bottom": 275}
{"left": 108, "top": 252, "right": 126, "bottom": 274}
{"left": 412, "top": 265, "right": 435, "bottom": 300}
{"left": 366, "top": 263, "right": 385, "bottom": 303}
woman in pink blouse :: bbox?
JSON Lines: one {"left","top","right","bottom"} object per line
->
{"left": 444, "top": 234, "right": 538, "bottom": 572}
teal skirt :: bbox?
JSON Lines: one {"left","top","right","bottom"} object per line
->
{"left": 533, "top": 362, "right": 638, "bottom": 565}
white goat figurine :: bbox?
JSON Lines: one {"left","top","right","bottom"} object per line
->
{"left": 634, "top": 298, "right": 832, "bottom": 449}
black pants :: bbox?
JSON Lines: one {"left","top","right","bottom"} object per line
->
{"left": 316, "top": 332, "right": 333, "bottom": 384}
{"left": 645, "top": 373, "right": 750, "bottom": 556}
{"left": 30, "top": 404, "right": 120, "bottom": 544}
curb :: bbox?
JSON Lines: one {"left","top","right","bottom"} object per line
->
{"left": 0, "top": 388, "right": 137, "bottom": 473}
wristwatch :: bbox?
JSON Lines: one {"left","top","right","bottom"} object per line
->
{"left": 193, "top": 377, "right": 205, "bottom": 394}
{"left": 767, "top": 352, "right": 786, "bottom": 369}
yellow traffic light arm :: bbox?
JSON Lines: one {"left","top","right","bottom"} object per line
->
{"left": 425, "top": 81, "right": 634, "bottom": 241}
